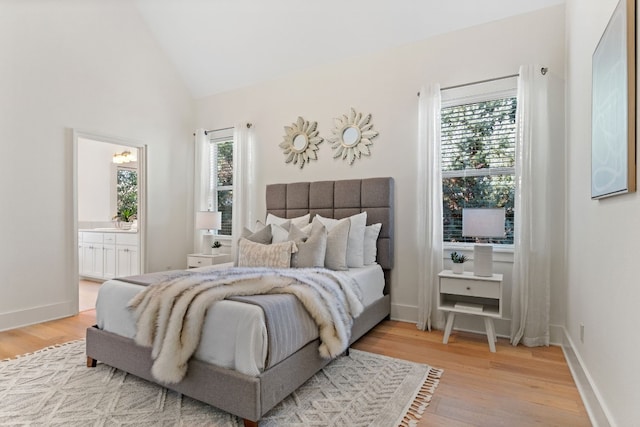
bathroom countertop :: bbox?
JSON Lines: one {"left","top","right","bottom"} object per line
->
{"left": 79, "top": 228, "right": 138, "bottom": 233}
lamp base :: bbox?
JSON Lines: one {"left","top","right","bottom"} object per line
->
{"left": 473, "top": 244, "right": 493, "bottom": 277}
{"left": 202, "top": 233, "right": 214, "bottom": 255}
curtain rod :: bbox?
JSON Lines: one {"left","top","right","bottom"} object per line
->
{"left": 192, "top": 123, "right": 253, "bottom": 137}
{"left": 205, "top": 123, "right": 252, "bottom": 135}
{"left": 441, "top": 73, "right": 519, "bottom": 91}
{"left": 417, "top": 68, "right": 548, "bottom": 97}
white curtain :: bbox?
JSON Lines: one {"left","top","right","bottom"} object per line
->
{"left": 416, "top": 84, "right": 444, "bottom": 331}
{"left": 511, "top": 65, "right": 551, "bottom": 347}
{"left": 231, "top": 123, "right": 255, "bottom": 258}
{"left": 193, "top": 129, "right": 209, "bottom": 252}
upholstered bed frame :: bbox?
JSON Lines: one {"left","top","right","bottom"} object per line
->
{"left": 86, "top": 177, "right": 394, "bottom": 426}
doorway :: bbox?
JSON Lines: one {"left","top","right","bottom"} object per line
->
{"left": 73, "top": 130, "right": 146, "bottom": 312}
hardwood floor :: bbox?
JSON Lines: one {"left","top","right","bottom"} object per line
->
{"left": 0, "top": 313, "right": 591, "bottom": 426}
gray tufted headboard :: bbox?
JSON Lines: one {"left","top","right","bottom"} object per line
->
{"left": 266, "top": 177, "right": 394, "bottom": 294}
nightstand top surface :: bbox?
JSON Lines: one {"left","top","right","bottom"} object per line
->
{"left": 439, "top": 270, "right": 503, "bottom": 281}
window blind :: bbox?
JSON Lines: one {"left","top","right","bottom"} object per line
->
{"left": 441, "top": 96, "right": 517, "bottom": 245}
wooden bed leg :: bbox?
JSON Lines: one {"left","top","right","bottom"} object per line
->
{"left": 86, "top": 356, "right": 97, "bottom": 368}
{"left": 243, "top": 419, "right": 258, "bottom": 427}
{"left": 345, "top": 347, "right": 350, "bottom": 357}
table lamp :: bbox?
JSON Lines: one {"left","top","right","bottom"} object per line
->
{"left": 462, "top": 208, "right": 505, "bottom": 277}
{"left": 195, "top": 211, "right": 221, "bottom": 254}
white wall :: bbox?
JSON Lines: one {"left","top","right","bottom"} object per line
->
{"left": 0, "top": 0, "right": 195, "bottom": 330}
{"left": 566, "top": 1, "right": 640, "bottom": 425}
{"left": 196, "top": 6, "right": 566, "bottom": 331}
{"left": 77, "top": 138, "right": 131, "bottom": 222}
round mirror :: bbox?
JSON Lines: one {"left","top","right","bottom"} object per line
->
{"left": 292, "top": 133, "right": 308, "bottom": 152}
{"left": 279, "top": 116, "right": 324, "bottom": 169}
{"left": 328, "top": 108, "right": 379, "bottom": 165}
{"left": 342, "top": 126, "right": 360, "bottom": 147}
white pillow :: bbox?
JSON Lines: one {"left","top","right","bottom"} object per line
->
{"left": 266, "top": 213, "right": 310, "bottom": 230}
{"left": 270, "top": 221, "right": 291, "bottom": 243}
{"left": 363, "top": 223, "right": 382, "bottom": 265}
{"left": 316, "top": 212, "right": 367, "bottom": 268}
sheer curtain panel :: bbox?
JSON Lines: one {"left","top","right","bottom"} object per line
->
{"left": 510, "top": 65, "right": 552, "bottom": 347}
{"left": 416, "top": 84, "right": 444, "bottom": 331}
{"left": 231, "top": 123, "right": 255, "bottom": 258}
{"left": 193, "top": 129, "right": 210, "bottom": 252}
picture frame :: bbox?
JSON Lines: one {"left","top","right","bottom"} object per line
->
{"left": 591, "top": 0, "right": 636, "bottom": 199}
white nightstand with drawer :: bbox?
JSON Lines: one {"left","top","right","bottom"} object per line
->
{"left": 187, "top": 253, "right": 230, "bottom": 268}
{"left": 438, "top": 270, "right": 503, "bottom": 352}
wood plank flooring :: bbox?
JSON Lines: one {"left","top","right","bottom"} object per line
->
{"left": 0, "top": 313, "right": 591, "bottom": 426}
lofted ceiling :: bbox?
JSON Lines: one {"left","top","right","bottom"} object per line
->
{"left": 133, "top": 0, "right": 565, "bottom": 99}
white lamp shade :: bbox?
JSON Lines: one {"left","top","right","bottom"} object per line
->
{"left": 462, "top": 208, "right": 505, "bottom": 238}
{"left": 195, "top": 211, "right": 221, "bottom": 230}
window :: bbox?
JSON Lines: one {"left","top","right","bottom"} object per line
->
{"left": 207, "top": 133, "right": 234, "bottom": 236}
{"left": 441, "top": 80, "right": 517, "bottom": 245}
{"left": 116, "top": 166, "right": 137, "bottom": 221}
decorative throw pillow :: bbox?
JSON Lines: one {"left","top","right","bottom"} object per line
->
{"left": 235, "top": 223, "right": 273, "bottom": 266}
{"left": 266, "top": 213, "right": 311, "bottom": 230}
{"left": 289, "top": 221, "right": 327, "bottom": 268}
{"left": 323, "top": 218, "right": 350, "bottom": 271}
{"left": 363, "top": 223, "right": 382, "bottom": 265}
{"left": 241, "top": 222, "right": 272, "bottom": 244}
{"left": 270, "top": 221, "right": 292, "bottom": 244}
{"left": 316, "top": 212, "right": 367, "bottom": 268}
{"left": 237, "top": 238, "right": 297, "bottom": 268}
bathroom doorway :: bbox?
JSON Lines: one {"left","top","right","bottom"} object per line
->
{"left": 73, "top": 130, "right": 146, "bottom": 312}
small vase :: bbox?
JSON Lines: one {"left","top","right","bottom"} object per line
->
{"left": 452, "top": 263, "right": 464, "bottom": 274}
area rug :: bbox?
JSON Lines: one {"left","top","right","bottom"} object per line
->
{"left": 0, "top": 341, "right": 442, "bottom": 426}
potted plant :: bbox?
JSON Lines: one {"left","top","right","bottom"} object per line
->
{"left": 211, "top": 240, "right": 222, "bottom": 254}
{"left": 450, "top": 251, "right": 467, "bottom": 274}
{"left": 113, "top": 208, "right": 136, "bottom": 230}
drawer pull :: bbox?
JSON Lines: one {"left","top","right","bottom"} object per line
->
{"left": 466, "top": 286, "right": 471, "bottom": 290}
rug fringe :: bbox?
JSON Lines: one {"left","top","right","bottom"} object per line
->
{"left": 1, "top": 339, "right": 83, "bottom": 362}
{"left": 398, "top": 366, "right": 444, "bottom": 427}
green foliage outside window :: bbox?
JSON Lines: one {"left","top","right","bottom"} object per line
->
{"left": 210, "top": 140, "right": 233, "bottom": 236}
{"left": 116, "top": 168, "right": 137, "bottom": 222}
{"left": 441, "top": 97, "right": 517, "bottom": 244}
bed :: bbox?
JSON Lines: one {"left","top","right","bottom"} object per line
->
{"left": 86, "top": 177, "right": 394, "bottom": 426}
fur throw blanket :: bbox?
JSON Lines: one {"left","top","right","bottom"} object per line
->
{"left": 127, "top": 267, "right": 363, "bottom": 384}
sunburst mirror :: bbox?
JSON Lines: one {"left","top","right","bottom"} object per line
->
{"left": 279, "top": 116, "right": 323, "bottom": 169}
{"left": 328, "top": 107, "right": 379, "bottom": 165}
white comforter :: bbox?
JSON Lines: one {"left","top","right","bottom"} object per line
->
{"left": 96, "top": 264, "right": 385, "bottom": 377}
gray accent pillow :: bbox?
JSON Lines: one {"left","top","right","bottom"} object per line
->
{"left": 241, "top": 223, "right": 272, "bottom": 244}
{"left": 323, "top": 218, "right": 350, "bottom": 271}
{"left": 289, "top": 221, "right": 327, "bottom": 268}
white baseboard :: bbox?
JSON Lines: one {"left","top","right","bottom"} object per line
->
{"left": 561, "top": 327, "right": 614, "bottom": 427}
{"left": 0, "top": 301, "right": 76, "bottom": 332}
{"left": 390, "top": 303, "right": 417, "bottom": 323}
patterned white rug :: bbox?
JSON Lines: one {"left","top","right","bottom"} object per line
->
{"left": 0, "top": 341, "right": 442, "bottom": 426}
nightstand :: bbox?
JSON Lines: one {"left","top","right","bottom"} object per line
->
{"left": 438, "top": 270, "right": 503, "bottom": 352}
{"left": 187, "top": 253, "right": 230, "bottom": 268}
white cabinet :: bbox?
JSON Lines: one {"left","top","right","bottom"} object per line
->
{"left": 80, "top": 232, "right": 104, "bottom": 278}
{"left": 438, "top": 270, "right": 503, "bottom": 352}
{"left": 79, "top": 231, "right": 139, "bottom": 279}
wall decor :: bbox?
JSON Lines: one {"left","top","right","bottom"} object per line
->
{"left": 591, "top": 0, "right": 636, "bottom": 199}
{"left": 279, "top": 116, "right": 323, "bottom": 169}
{"left": 328, "top": 107, "right": 379, "bottom": 165}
